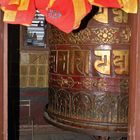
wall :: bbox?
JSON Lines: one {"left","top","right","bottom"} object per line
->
{"left": 20, "top": 50, "right": 49, "bottom": 125}
{"left": 20, "top": 51, "right": 49, "bottom": 88}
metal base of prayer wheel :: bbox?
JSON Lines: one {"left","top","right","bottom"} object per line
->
{"left": 45, "top": 8, "right": 130, "bottom": 138}
{"left": 44, "top": 111, "right": 127, "bottom": 138}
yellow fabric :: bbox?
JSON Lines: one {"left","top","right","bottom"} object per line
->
{"left": 72, "top": 0, "right": 87, "bottom": 29}
{"left": 120, "top": 0, "right": 138, "bottom": 13}
{"left": 88, "top": 0, "right": 102, "bottom": 7}
{"left": 18, "top": 0, "right": 30, "bottom": 10}
{"left": 0, "top": 7, "right": 6, "bottom": 11}
{"left": 3, "top": 10, "right": 17, "bottom": 21}
{"left": 8, "top": 0, "right": 20, "bottom": 5}
{"left": 47, "top": 0, "right": 56, "bottom": 9}
{"left": 88, "top": 0, "right": 138, "bottom": 13}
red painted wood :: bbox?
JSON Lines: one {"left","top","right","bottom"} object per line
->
{"left": 0, "top": 11, "right": 4, "bottom": 140}
{"left": 0, "top": 11, "right": 8, "bottom": 140}
{"left": 128, "top": 1, "right": 140, "bottom": 140}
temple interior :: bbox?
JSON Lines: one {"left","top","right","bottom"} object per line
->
{"left": 0, "top": 1, "right": 139, "bottom": 139}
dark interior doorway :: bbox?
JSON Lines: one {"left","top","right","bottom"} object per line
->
{"left": 8, "top": 24, "right": 20, "bottom": 140}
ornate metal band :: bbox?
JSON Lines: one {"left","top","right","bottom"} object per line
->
{"left": 47, "top": 87, "right": 128, "bottom": 130}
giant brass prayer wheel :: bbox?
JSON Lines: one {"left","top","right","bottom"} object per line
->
{"left": 45, "top": 8, "right": 130, "bottom": 137}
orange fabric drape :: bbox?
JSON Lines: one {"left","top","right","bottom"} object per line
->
{"left": 0, "top": 0, "right": 138, "bottom": 33}
{"left": 0, "top": 0, "right": 35, "bottom": 25}
{"left": 88, "top": 0, "right": 121, "bottom": 8}
{"left": 36, "top": 0, "right": 91, "bottom": 33}
{"left": 88, "top": 0, "right": 137, "bottom": 13}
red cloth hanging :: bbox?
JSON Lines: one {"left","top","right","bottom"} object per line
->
{"left": 0, "top": 0, "right": 19, "bottom": 10}
{"left": 36, "top": 0, "right": 92, "bottom": 33}
{"left": 88, "top": 0, "right": 122, "bottom": 8}
{"left": 0, "top": 0, "right": 138, "bottom": 33}
{"left": 2, "top": 0, "right": 36, "bottom": 25}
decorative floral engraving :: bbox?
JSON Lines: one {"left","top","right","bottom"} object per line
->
{"left": 47, "top": 26, "right": 91, "bottom": 45}
{"left": 58, "top": 77, "right": 75, "bottom": 88}
{"left": 82, "top": 78, "right": 93, "bottom": 90}
{"left": 68, "top": 28, "right": 91, "bottom": 44}
{"left": 97, "top": 79, "right": 108, "bottom": 91}
{"left": 47, "top": 25, "right": 131, "bottom": 45}
{"left": 92, "top": 27, "right": 119, "bottom": 44}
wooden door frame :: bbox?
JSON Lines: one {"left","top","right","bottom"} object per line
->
{"left": 0, "top": 4, "right": 140, "bottom": 140}
{"left": 0, "top": 11, "right": 8, "bottom": 140}
{"left": 128, "top": 1, "right": 140, "bottom": 140}
{"left": 3, "top": 21, "right": 8, "bottom": 140}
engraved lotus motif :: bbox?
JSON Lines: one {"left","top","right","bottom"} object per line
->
{"left": 92, "top": 27, "right": 119, "bottom": 44}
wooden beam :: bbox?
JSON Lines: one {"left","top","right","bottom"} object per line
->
{"left": 128, "top": 1, "right": 140, "bottom": 140}
{"left": 0, "top": 11, "right": 4, "bottom": 140}
{"left": 0, "top": 11, "right": 8, "bottom": 140}
{"left": 3, "top": 22, "right": 8, "bottom": 140}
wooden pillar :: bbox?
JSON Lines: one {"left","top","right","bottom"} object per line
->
{"left": 3, "top": 20, "right": 8, "bottom": 140}
{"left": 128, "top": 1, "right": 140, "bottom": 140}
{"left": 0, "top": 11, "right": 8, "bottom": 140}
{"left": 0, "top": 11, "right": 4, "bottom": 140}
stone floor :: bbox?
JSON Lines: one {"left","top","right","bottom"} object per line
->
{"left": 19, "top": 124, "right": 127, "bottom": 140}
{"left": 19, "top": 125, "right": 93, "bottom": 140}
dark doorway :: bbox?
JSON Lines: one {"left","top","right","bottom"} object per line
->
{"left": 8, "top": 24, "right": 20, "bottom": 140}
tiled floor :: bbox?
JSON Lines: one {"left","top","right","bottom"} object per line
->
{"left": 19, "top": 125, "right": 93, "bottom": 140}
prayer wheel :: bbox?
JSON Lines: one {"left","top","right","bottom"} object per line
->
{"left": 45, "top": 8, "right": 130, "bottom": 138}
